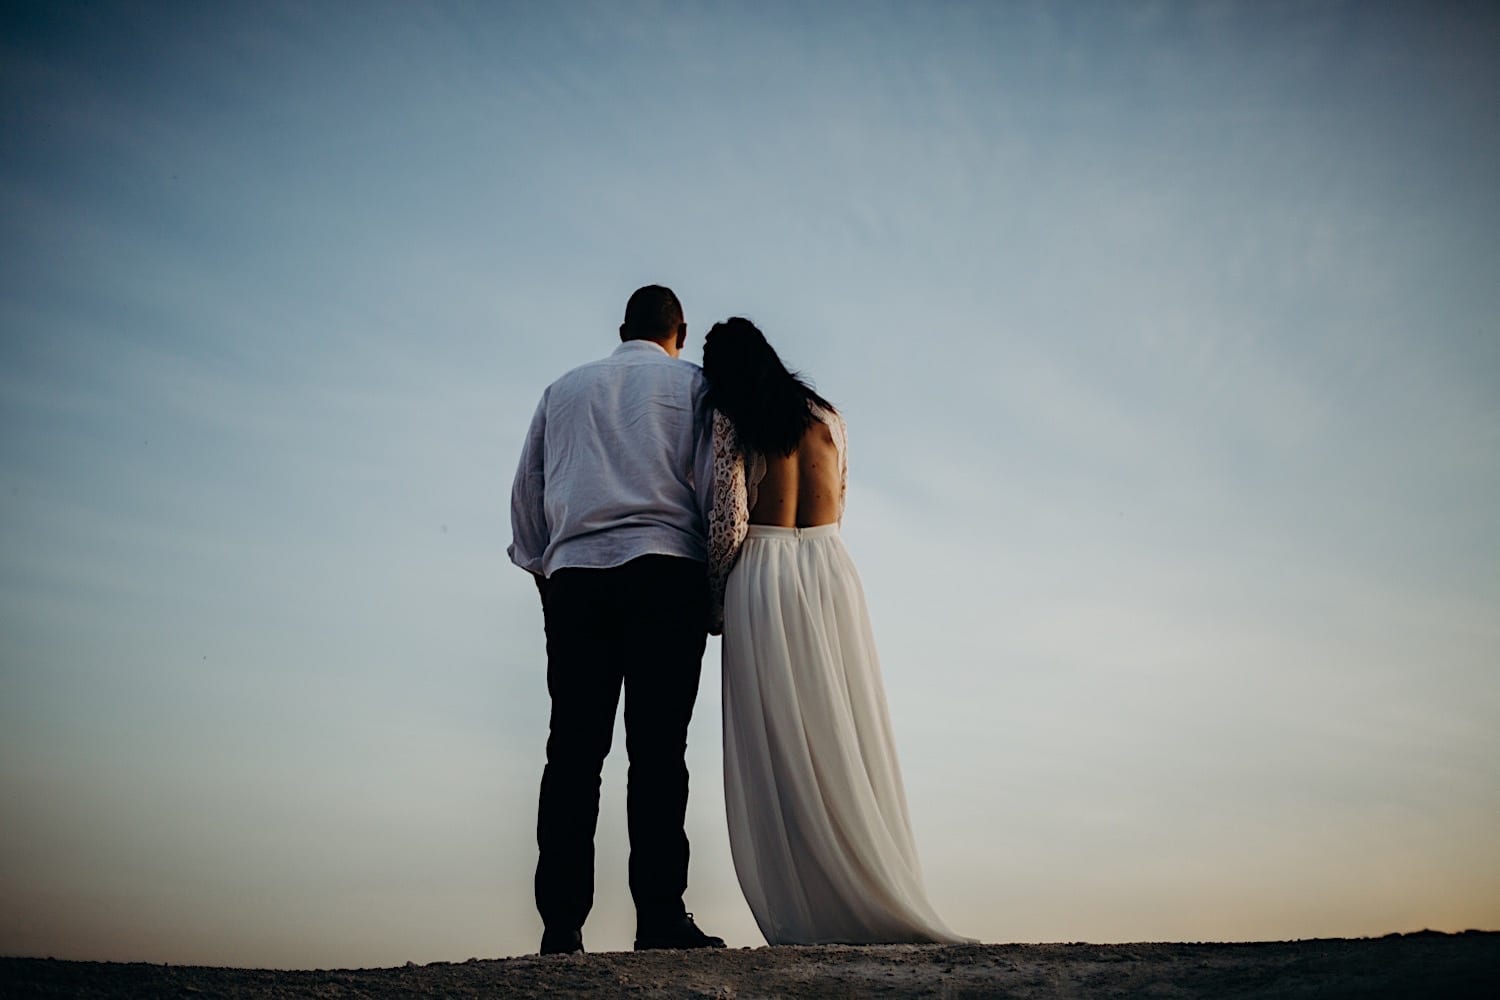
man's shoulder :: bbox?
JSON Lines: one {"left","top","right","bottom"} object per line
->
{"left": 549, "top": 350, "right": 703, "bottom": 390}
{"left": 544, "top": 354, "right": 612, "bottom": 394}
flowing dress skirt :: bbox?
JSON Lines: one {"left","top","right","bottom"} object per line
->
{"left": 722, "top": 524, "right": 968, "bottom": 945}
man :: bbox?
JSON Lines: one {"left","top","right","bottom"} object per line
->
{"left": 508, "top": 285, "right": 726, "bottom": 956}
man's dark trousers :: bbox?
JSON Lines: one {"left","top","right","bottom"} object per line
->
{"left": 534, "top": 554, "right": 710, "bottom": 933}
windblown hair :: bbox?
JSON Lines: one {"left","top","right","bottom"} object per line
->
{"left": 621, "top": 284, "right": 684, "bottom": 341}
{"left": 702, "top": 317, "right": 834, "bottom": 457}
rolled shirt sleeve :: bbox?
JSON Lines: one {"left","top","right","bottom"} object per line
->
{"left": 507, "top": 392, "right": 550, "bottom": 576}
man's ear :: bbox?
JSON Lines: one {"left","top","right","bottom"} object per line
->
{"left": 675, "top": 323, "right": 687, "bottom": 351}
{"left": 620, "top": 323, "right": 629, "bottom": 342}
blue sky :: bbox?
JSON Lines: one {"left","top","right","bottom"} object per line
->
{"left": 2, "top": 0, "right": 1497, "bottom": 966}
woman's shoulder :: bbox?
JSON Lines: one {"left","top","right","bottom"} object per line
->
{"left": 712, "top": 408, "right": 747, "bottom": 458}
{"left": 810, "top": 402, "right": 846, "bottom": 439}
{"left": 809, "top": 398, "right": 842, "bottom": 421}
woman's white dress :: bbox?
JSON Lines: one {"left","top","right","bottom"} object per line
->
{"left": 708, "top": 407, "right": 968, "bottom": 946}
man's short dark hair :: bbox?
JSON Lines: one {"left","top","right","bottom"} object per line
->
{"left": 621, "top": 285, "right": 684, "bottom": 342}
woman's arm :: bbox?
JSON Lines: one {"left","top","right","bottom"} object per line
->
{"left": 706, "top": 410, "right": 750, "bottom": 635}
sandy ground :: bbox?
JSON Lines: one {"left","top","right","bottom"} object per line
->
{"left": 2, "top": 931, "right": 1494, "bottom": 998}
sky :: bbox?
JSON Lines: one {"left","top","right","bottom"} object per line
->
{"left": 1, "top": 0, "right": 1497, "bottom": 969}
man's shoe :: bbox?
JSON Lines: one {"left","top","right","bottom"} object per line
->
{"left": 633, "top": 912, "right": 727, "bottom": 951}
{"left": 540, "top": 927, "right": 583, "bottom": 955}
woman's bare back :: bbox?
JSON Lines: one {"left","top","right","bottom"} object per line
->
{"left": 748, "top": 417, "right": 842, "bottom": 528}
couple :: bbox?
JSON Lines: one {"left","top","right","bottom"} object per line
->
{"left": 508, "top": 285, "right": 967, "bottom": 954}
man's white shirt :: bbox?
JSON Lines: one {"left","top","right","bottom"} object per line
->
{"left": 508, "top": 339, "right": 714, "bottom": 578}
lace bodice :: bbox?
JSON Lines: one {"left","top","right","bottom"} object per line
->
{"left": 707, "top": 405, "right": 847, "bottom": 634}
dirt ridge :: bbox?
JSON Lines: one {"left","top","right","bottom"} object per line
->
{"left": 3, "top": 931, "right": 1495, "bottom": 999}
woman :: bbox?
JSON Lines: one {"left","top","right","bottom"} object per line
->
{"left": 703, "top": 317, "right": 968, "bottom": 946}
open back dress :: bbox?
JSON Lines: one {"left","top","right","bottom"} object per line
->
{"left": 708, "top": 406, "right": 969, "bottom": 946}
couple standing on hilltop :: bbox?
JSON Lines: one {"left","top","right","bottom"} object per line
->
{"left": 509, "top": 285, "right": 969, "bottom": 954}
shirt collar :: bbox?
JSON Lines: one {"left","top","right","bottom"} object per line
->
{"left": 613, "top": 339, "right": 671, "bottom": 358}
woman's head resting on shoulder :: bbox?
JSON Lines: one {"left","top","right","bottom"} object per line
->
{"left": 702, "top": 317, "right": 835, "bottom": 457}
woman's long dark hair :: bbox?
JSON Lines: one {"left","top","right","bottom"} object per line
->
{"left": 702, "top": 317, "right": 835, "bottom": 457}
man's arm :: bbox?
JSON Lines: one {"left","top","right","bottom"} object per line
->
{"left": 508, "top": 392, "right": 550, "bottom": 583}
{"left": 690, "top": 379, "right": 716, "bottom": 534}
